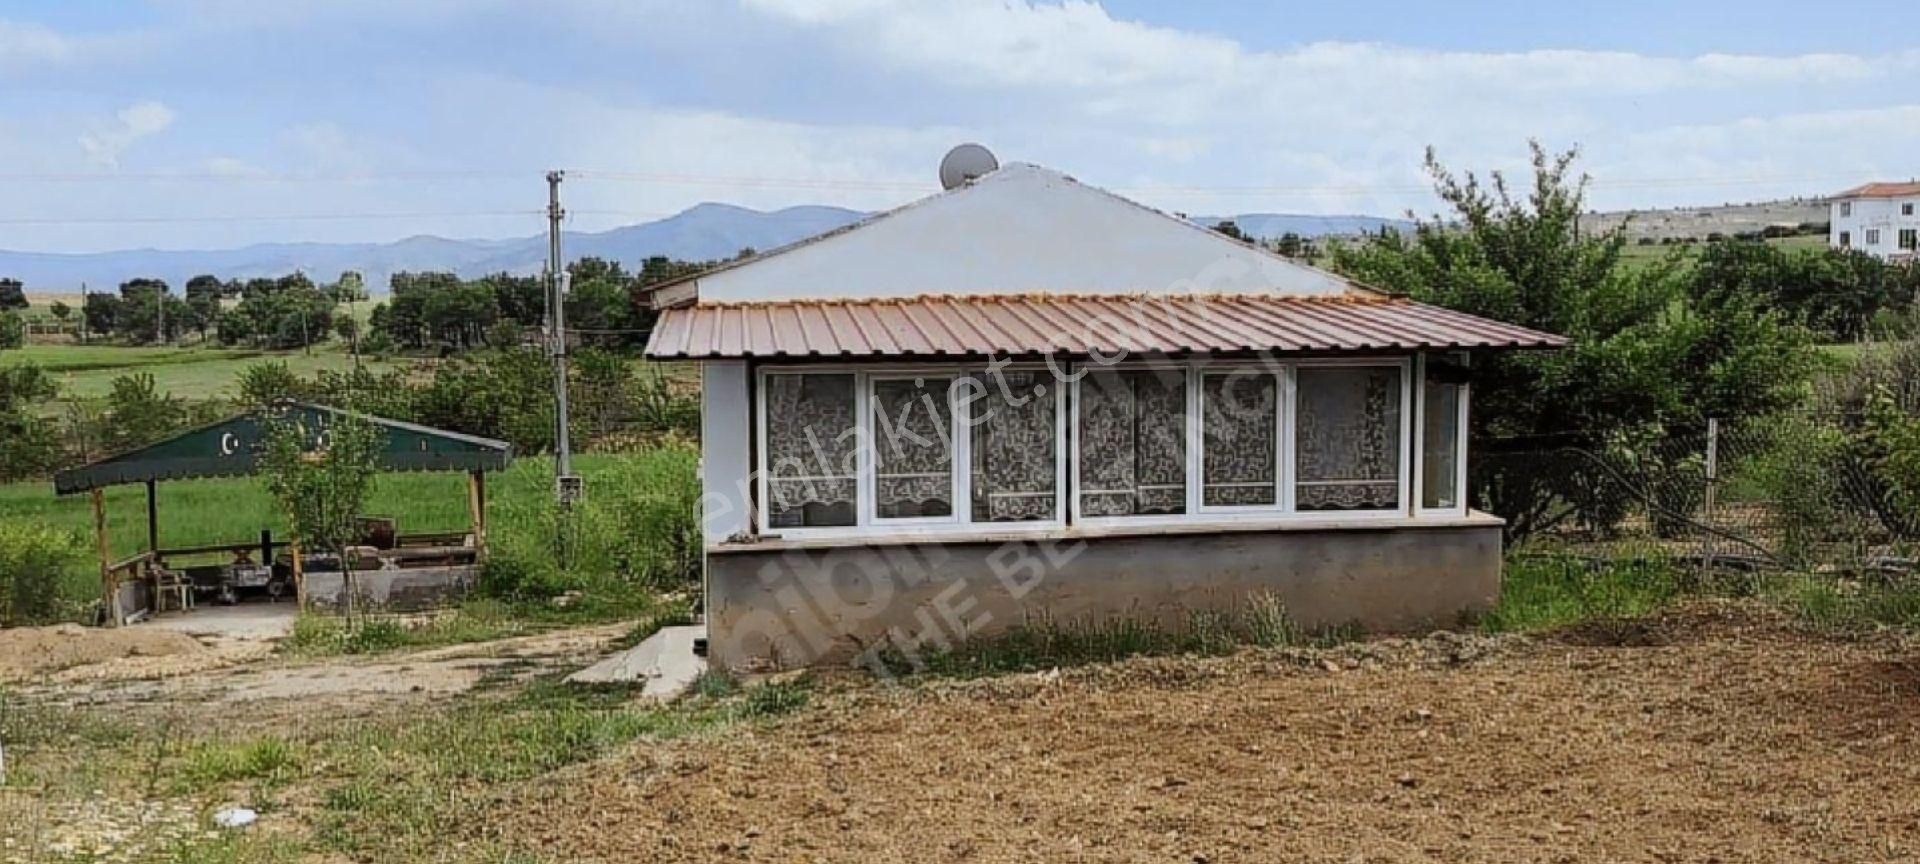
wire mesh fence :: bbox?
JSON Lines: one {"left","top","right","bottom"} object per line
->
{"left": 1486, "top": 414, "right": 1920, "bottom": 576}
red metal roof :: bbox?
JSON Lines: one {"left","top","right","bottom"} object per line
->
{"left": 644, "top": 293, "right": 1566, "bottom": 359}
{"left": 1834, "top": 181, "right": 1920, "bottom": 199}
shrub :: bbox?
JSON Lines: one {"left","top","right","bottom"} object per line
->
{"left": 0, "top": 522, "right": 83, "bottom": 625}
{"left": 0, "top": 311, "right": 22, "bottom": 350}
{"left": 480, "top": 444, "right": 701, "bottom": 605}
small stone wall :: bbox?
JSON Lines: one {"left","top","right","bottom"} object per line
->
{"left": 301, "top": 565, "right": 476, "bottom": 613}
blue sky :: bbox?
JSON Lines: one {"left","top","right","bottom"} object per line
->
{"left": 2, "top": 0, "right": 1917, "bottom": 252}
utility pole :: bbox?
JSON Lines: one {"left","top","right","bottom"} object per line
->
{"left": 547, "top": 170, "right": 580, "bottom": 508}
{"left": 79, "top": 282, "right": 89, "bottom": 344}
{"left": 156, "top": 282, "right": 165, "bottom": 346}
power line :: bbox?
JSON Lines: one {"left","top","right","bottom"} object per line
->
{"left": 0, "top": 166, "right": 1872, "bottom": 196}
{"left": 0, "top": 209, "right": 544, "bottom": 226}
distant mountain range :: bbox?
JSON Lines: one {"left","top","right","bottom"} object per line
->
{"left": 2, "top": 204, "right": 1411, "bottom": 295}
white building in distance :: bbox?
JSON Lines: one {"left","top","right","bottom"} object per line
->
{"left": 1830, "top": 182, "right": 1920, "bottom": 260}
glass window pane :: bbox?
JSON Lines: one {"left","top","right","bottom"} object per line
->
{"left": 1202, "top": 372, "right": 1277, "bottom": 506}
{"left": 970, "top": 370, "right": 1057, "bottom": 522}
{"left": 872, "top": 377, "right": 954, "bottom": 519}
{"left": 764, "top": 373, "right": 858, "bottom": 528}
{"left": 1296, "top": 366, "right": 1402, "bottom": 511}
{"left": 1078, "top": 369, "right": 1187, "bottom": 517}
{"left": 1421, "top": 375, "right": 1462, "bottom": 510}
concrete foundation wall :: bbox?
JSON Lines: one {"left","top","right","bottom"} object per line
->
{"left": 706, "top": 523, "right": 1502, "bottom": 671}
{"left": 302, "top": 565, "right": 475, "bottom": 613}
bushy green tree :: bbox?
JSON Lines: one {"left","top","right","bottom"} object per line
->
{"left": 102, "top": 372, "right": 188, "bottom": 453}
{"left": 82, "top": 292, "right": 120, "bottom": 338}
{"left": 1690, "top": 240, "right": 1917, "bottom": 342}
{"left": 0, "top": 365, "right": 60, "bottom": 480}
{"left": 261, "top": 407, "right": 381, "bottom": 621}
{"left": 1332, "top": 142, "right": 1814, "bottom": 540}
{"left": 0, "top": 278, "right": 26, "bottom": 310}
{"left": 0, "top": 312, "right": 22, "bottom": 350}
{"left": 236, "top": 360, "right": 309, "bottom": 410}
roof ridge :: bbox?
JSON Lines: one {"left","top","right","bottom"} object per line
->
{"left": 695, "top": 291, "right": 1401, "bottom": 309}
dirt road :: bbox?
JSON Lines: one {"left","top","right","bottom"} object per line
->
{"left": 496, "top": 604, "right": 1920, "bottom": 863}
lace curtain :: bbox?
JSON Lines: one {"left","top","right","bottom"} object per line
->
{"left": 1296, "top": 366, "right": 1402, "bottom": 511}
{"left": 970, "top": 371, "right": 1057, "bottom": 521}
{"left": 1202, "top": 373, "right": 1277, "bottom": 506}
{"left": 1421, "top": 375, "right": 1462, "bottom": 509}
{"left": 764, "top": 373, "right": 859, "bottom": 527}
{"left": 872, "top": 377, "right": 954, "bottom": 519}
{"left": 1079, "top": 369, "right": 1187, "bottom": 516}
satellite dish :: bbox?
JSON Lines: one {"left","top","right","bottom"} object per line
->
{"left": 939, "top": 143, "right": 999, "bottom": 190}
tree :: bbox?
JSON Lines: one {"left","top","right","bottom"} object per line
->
{"left": 0, "top": 278, "right": 26, "bottom": 311}
{"left": 82, "top": 292, "right": 121, "bottom": 339}
{"left": 48, "top": 300, "right": 71, "bottom": 329}
{"left": 0, "top": 364, "right": 60, "bottom": 481}
{"left": 236, "top": 360, "right": 309, "bottom": 410}
{"left": 1210, "top": 220, "right": 1249, "bottom": 242}
{"left": 184, "top": 275, "right": 225, "bottom": 341}
{"left": 1331, "top": 142, "right": 1814, "bottom": 541}
{"left": 113, "top": 278, "right": 177, "bottom": 344}
{"left": 0, "top": 313, "right": 22, "bottom": 350}
{"left": 102, "top": 372, "right": 187, "bottom": 453}
{"left": 261, "top": 407, "right": 381, "bottom": 622}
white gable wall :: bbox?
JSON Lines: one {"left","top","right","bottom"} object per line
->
{"left": 691, "top": 164, "right": 1359, "bottom": 304}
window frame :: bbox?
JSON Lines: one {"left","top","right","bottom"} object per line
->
{"left": 1414, "top": 353, "right": 1471, "bottom": 517}
{"left": 755, "top": 362, "right": 1067, "bottom": 539}
{"left": 1867, "top": 228, "right": 1882, "bottom": 246}
{"left": 1901, "top": 228, "right": 1918, "bottom": 252}
{"left": 753, "top": 354, "right": 1458, "bottom": 542}
{"left": 865, "top": 371, "right": 965, "bottom": 528}
{"left": 1070, "top": 356, "right": 1415, "bottom": 529}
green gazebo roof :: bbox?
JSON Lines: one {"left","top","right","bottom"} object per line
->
{"left": 54, "top": 402, "right": 512, "bottom": 496}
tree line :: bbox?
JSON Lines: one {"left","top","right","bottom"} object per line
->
{"left": 0, "top": 252, "right": 724, "bottom": 353}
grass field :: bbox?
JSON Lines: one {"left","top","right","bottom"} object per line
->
{"left": 0, "top": 451, "right": 667, "bottom": 618}
{"left": 0, "top": 342, "right": 402, "bottom": 401}
{"left": 1616, "top": 232, "right": 1827, "bottom": 269}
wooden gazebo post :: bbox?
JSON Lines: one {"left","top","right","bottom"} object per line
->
{"left": 91, "top": 488, "right": 118, "bottom": 627}
{"left": 467, "top": 469, "right": 488, "bottom": 559}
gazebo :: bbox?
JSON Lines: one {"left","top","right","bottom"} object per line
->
{"left": 53, "top": 402, "right": 512, "bottom": 625}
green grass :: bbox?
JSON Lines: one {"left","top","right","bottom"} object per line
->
{"left": 1480, "top": 555, "right": 1682, "bottom": 634}
{"left": 0, "top": 342, "right": 402, "bottom": 401}
{"left": 1617, "top": 232, "right": 1828, "bottom": 271}
{"left": 888, "top": 593, "right": 1358, "bottom": 679}
{"left": 1770, "top": 572, "right": 1920, "bottom": 633}
{"left": 0, "top": 450, "right": 674, "bottom": 620}
{"left": 3, "top": 672, "right": 813, "bottom": 863}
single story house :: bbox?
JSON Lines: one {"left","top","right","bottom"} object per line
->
{"left": 643, "top": 154, "right": 1564, "bottom": 671}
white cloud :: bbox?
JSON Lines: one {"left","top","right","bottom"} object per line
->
{"left": 77, "top": 101, "right": 177, "bottom": 168}
{"left": 0, "top": 19, "right": 76, "bottom": 69}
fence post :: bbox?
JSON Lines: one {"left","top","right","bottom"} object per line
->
{"left": 1703, "top": 418, "right": 1720, "bottom": 572}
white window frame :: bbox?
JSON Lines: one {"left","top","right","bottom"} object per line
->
{"left": 1840, "top": 201, "right": 1852, "bottom": 218}
{"left": 865, "top": 372, "right": 965, "bottom": 528}
{"left": 1901, "top": 228, "right": 1918, "bottom": 252}
{"left": 1069, "top": 356, "right": 1415, "bottom": 529}
{"left": 1867, "top": 228, "right": 1882, "bottom": 246}
{"left": 1197, "top": 367, "right": 1287, "bottom": 515}
{"left": 755, "top": 362, "right": 1067, "bottom": 539}
{"left": 1903, "top": 202, "right": 1915, "bottom": 217}
{"left": 1290, "top": 357, "right": 1414, "bottom": 521}
{"left": 1414, "top": 353, "right": 1471, "bottom": 518}
{"left": 754, "top": 354, "right": 1464, "bottom": 542}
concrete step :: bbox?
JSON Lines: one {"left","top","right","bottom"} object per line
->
{"left": 566, "top": 624, "right": 707, "bottom": 700}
